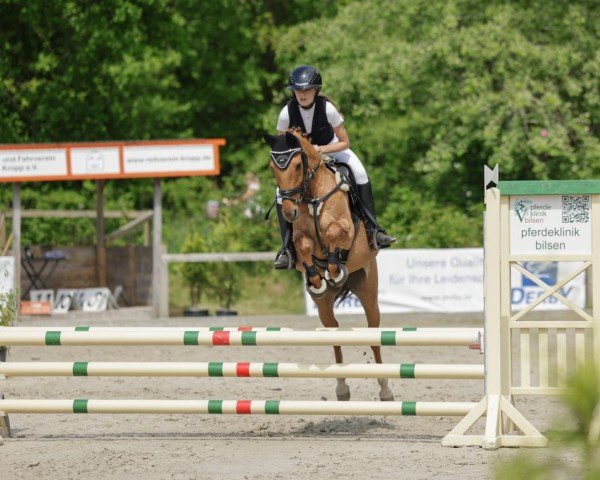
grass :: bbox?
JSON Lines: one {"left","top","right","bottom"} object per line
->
{"left": 168, "top": 265, "right": 306, "bottom": 316}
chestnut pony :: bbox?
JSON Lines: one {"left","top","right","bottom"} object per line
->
{"left": 264, "top": 130, "right": 393, "bottom": 401}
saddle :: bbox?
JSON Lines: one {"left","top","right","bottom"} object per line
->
{"left": 324, "top": 160, "right": 364, "bottom": 220}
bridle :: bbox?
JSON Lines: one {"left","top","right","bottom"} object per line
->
{"left": 269, "top": 147, "right": 321, "bottom": 205}
{"left": 269, "top": 145, "right": 351, "bottom": 256}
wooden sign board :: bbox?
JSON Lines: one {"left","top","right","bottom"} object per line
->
{"left": 0, "top": 139, "right": 225, "bottom": 183}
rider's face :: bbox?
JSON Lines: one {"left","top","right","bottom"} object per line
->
{"left": 294, "top": 88, "right": 317, "bottom": 107}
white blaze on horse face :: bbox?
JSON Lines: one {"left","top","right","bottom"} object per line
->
{"left": 282, "top": 199, "right": 299, "bottom": 222}
{"left": 272, "top": 153, "right": 304, "bottom": 223}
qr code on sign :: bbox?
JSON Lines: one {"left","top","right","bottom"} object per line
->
{"left": 562, "top": 195, "right": 590, "bottom": 223}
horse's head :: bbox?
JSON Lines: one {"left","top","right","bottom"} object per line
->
{"left": 263, "top": 130, "right": 319, "bottom": 222}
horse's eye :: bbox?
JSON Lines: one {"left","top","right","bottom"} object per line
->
{"left": 295, "top": 163, "right": 301, "bottom": 171}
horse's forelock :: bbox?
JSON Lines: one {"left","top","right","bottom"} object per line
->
{"left": 272, "top": 132, "right": 301, "bottom": 152}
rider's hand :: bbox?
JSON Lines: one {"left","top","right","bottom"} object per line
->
{"left": 314, "top": 145, "right": 322, "bottom": 153}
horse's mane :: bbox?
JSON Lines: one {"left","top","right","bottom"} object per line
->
{"left": 289, "top": 129, "right": 321, "bottom": 165}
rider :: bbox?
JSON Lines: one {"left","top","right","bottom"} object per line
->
{"left": 273, "top": 65, "right": 396, "bottom": 270}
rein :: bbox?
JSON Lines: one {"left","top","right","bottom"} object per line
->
{"left": 308, "top": 178, "right": 348, "bottom": 256}
{"left": 270, "top": 148, "right": 349, "bottom": 256}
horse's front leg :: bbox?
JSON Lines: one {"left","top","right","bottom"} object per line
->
{"left": 323, "top": 221, "right": 351, "bottom": 287}
{"left": 295, "top": 234, "right": 327, "bottom": 299}
{"left": 348, "top": 259, "right": 394, "bottom": 402}
{"left": 315, "top": 296, "right": 350, "bottom": 401}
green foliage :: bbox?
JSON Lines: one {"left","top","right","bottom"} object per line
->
{"left": 178, "top": 204, "right": 278, "bottom": 309}
{"left": 1, "top": 0, "right": 598, "bottom": 254}
{"left": 274, "top": 0, "right": 599, "bottom": 246}
{"left": 0, "top": 288, "right": 18, "bottom": 327}
{"left": 495, "top": 363, "right": 600, "bottom": 480}
{"left": 562, "top": 363, "right": 600, "bottom": 458}
{"left": 178, "top": 231, "right": 211, "bottom": 306}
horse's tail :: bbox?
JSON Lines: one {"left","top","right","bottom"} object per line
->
{"left": 334, "top": 284, "right": 352, "bottom": 307}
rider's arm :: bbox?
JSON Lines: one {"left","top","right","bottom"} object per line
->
{"left": 315, "top": 124, "right": 349, "bottom": 154}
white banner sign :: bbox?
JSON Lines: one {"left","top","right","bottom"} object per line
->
{"left": 510, "top": 195, "right": 592, "bottom": 254}
{"left": 71, "top": 147, "right": 120, "bottom": 175}
{"left": 123, "top": 145, "right": 215, "bottom": 174}
{"left": 305, "top": 249, "right": 484, "bottom": 315}
{"left": 304, "top": 249, "right": 586, "bottom": 316}
{"left": 0, "top": 149, "right": 67, "bottom": 178}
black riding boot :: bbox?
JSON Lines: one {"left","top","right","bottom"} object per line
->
{"left": 356, "top": 182, "right": 396, "bottom": 249}
{"left": 274, "top": 202, "right": 295, "bottom": 270}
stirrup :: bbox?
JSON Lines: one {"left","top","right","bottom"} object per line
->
{"left": 274, "top": 248, "right": 294, "bottom": 270}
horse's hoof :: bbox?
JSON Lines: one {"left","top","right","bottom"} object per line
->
{"left": 337, "top": 391, "right": 351, "bottom": 401}
{"left": 307, "top": 281, "right": 327, "bottom": 299}
{"left": 379, "top": 389, "right": 395, "bottom": 402}
{"left": 325, "top": 264, "right": 348, "bottom": 288}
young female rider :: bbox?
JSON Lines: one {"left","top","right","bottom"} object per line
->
{"left": 273, "top": 65, "right": 396, "bottom": 270}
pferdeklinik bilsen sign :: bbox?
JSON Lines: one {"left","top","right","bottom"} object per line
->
{"left": 0, "top": 139, "right": 225, "bottom": 182}
{"left": 509, "top": 194, "right": 592, "bottom": 255}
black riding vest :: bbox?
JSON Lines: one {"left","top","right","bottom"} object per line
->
{"left": 287, "top": 96, "right": 335, "bottom": 146}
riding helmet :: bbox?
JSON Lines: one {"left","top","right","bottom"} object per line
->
{"left": 287, "top": 65, "right": 322, "bottom": 91}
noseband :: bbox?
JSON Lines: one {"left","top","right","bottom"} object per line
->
{"left": 270, "top": 147, "right": 321, "bottom": 205}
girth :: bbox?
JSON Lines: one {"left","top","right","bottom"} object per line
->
{"left": 311, "top": 211, "right": 361, "bottom": 269}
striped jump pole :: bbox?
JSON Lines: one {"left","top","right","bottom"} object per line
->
{"left": 0, "top": 329, "right": 479, "bottom": 347}
{"left": 0, "top": 362, "right": 485, "bottom": 379}
{"left": 0, "top": 399, "right": 477, "bottom": 416}
{"left": 2, "top": 326, "right": 483, "bottom": 334}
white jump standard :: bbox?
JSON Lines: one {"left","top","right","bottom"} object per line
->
{"left": 442, "top": 168, "right": 600, "bottom": 449}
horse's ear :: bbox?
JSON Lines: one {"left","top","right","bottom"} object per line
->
{"left": 285, "top": 130, "right": 301, "bottom": 148}
{"left": 262, "top": 133, "right": 277, "bottom": 147}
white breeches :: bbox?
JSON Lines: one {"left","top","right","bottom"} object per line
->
{"left": 327, "top": 149, "right": 369, "bottom": 185}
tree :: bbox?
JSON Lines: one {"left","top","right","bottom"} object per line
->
{"left": 271, "top": 0, "right": 599, "bottom": 246}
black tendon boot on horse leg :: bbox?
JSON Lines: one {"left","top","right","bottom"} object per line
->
{"left": 274, "top": 201, "right": 295, "bottom": 270}
{"left": 356, "top": 182, "right": 396, "bottom": 249}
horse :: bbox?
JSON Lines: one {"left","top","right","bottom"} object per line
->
{"left": 263, "top": 130, "right": 394, "bottom": 402}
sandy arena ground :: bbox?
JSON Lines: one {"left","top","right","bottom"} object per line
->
{"left": 0, "top": 308, "right": 577, "bottom": 479}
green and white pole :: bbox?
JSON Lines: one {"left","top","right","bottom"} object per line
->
{"left": 0, "top": 329, "right": 479, "bottom": 347}
{"left": 0, "top": 362, "right": 484, "bottom": 379}
{"left": 0, "top": 399, "right": 477, "bottom": 416}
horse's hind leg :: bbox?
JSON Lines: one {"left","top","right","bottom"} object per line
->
{"left": 348, "top": 261, "right": 394, "bottom": 401}
{"left": 315, "top": 295, "right": 350, "bottom": 401}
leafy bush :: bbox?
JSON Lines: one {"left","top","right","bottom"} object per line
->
{"left": 0, "top": 289, "right": 18, "bottom": 327}
{"left": 495, "top": 363, "right": 600, "bottom": 479}
{"left": 178, "top": 205, "right": 277, "bottom": 310}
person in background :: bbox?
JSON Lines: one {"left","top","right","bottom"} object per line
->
{"left": 223, "top": 172, "right": 262, "bottom": 219}
{"left": 273, "top": 65, "right": 395, "bottom": 270}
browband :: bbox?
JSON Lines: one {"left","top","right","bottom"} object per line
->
{"left": 270, "top": 147, "right": 302, "bottom": 170}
